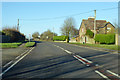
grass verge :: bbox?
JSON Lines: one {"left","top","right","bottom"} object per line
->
{"left": 69, "top": 42, "right": 119, "bottom": 50}
{"left": 0, "top": 42, "right": 22, "bottom": 48}
{"left": 24, "top": 42, "right": 36, "bottom": 47}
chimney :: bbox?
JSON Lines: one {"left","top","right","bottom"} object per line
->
{"left": 88, "top": 17, "right": 95, "bottom": 21}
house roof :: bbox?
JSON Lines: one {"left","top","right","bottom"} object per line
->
{"left": 82, "top": 18, "right": 107, "bottom": 30}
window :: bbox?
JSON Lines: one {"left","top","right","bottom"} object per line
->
{"left": 82, "top": 28, "right": 84, "bottom": 32}
{"left": 107, "top": 27, "right": 111, "bottom": 30}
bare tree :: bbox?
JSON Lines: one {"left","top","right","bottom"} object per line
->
{"left": 112, "top": 20, "right": 119, "bottom": 34}
{"left": 60, "top": 17, "right": 77, "bottom": 43}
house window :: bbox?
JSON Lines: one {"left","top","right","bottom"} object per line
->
{"left": 107, "top": 27, "right": 111, "bottom": 30}
{"left": 82, "top": 28, "right": 84, "bottom": 32}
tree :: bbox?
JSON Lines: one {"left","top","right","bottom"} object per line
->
{"left": 2, "top": 27, "right": 25, "bottom": 42}
{"left": 60, "top": 17, "right": 77, "bottom": 43}
{"left": 70, "top": 27, "right": 79, "bottom": 38}
{"left": 112, "top": 20, "right": 119, "bottom": 34}
{"left": 40, "top": 29, "right": 57, "bottom": 41}
{"left": 86, "top": 29, "right": 94, "bottom": 38}
{"left": 32, "top": 32, "right": 40, "bottom": 39}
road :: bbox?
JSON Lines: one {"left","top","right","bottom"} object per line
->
{"left": 1, "top": 41, "right": 119, "bottom": 79}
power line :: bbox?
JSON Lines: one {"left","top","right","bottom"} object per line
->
{"left": 19, "top": 10, "right": 93, "bottom": 21}
{"left": 97, "top": 7, "right": 119, "bottom": 11}
{"left": 19, "top": 7, "right": 118, "bottom": 21}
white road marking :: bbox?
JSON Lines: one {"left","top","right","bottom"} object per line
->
{"left": 15, "top": 56, "right": 21, "bottom": 59}
{"left": 3, "top": 61, "right": 13, "bottom": 68}
{"left": 73, "top": 55, "right": 86, "bottom": 64}
{"left": 52, "top": 43, "right": 119, "bottom": 79}
{"left": 0, "top": 47, "right": 35, "bottom": 77}
{"left": 95, "top": 70, "right": 110, "bottom": 80}
{"left": 106, "top": 70, "right": 120, "bottom": 78}
{"left": 20, "top": 49, "right": 29, "bottom": 56}
{"left": 64, "top": 50, "right": 72, "bottom": 54}
{"left": 76, "top": 55, "right": 93, "bottom": 63}
{"left": 59, "top": 47, "right": 64, "bottom": 50}
{"left": 53, "top": 44, "right": 72, "bottom": 54}
{"left": 16, "top": 48, "right": 32, "bottom": 59}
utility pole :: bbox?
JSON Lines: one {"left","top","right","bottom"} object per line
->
{"left": 53, "top": 27, "right": 54, "bottom": 41}
{"left": 17, "top": 19, "right": 19, "bottom": 31}
{"left": 94, "top": 10, "right": 96, "bottom": 38}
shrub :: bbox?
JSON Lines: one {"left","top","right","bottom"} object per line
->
{"left": 0, "top": 31, "right": 5, "bottom": 35}
{"left": 2, "top": 28, "right": 25, "bottom": 42}
{"left": 86, "top": 29, "right": 94, "bottom": 38}
{"left": 94, "top": 34, "right": 115, "bottom": 44}
{"left": 53, "top": 35, "right": 68, "bottom": 41}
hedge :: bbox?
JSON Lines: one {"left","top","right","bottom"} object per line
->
{"left": 94, "top": 34, "right": 115, "bottom": 44}
{"left": 53, "top": 36, "right": 68, "bottom": 41}
{"left": 2, "top": 29, "right": 25, "bottom": 42}
{"left": 0, "top": 31, "right": 6, "bottom": 35}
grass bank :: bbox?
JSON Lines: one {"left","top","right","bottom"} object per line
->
{"left": 69, "top": 42, "right": 119, "bottom": 50}
{"left": 24, "top": 42, "right": 36, "bottom": 47}
{"left": 0, "top": 42, "right": 22, "bottom": 48}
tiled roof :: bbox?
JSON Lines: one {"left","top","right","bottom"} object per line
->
{"left": 82, "top": 18, "right": 107, "bottom": 30}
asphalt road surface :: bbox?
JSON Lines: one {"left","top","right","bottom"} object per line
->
{"left": 1, "top": 41, "right": 119, "bottom": 80}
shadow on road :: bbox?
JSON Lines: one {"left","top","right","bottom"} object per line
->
{"left": 3, "top": 54, "right": 88, "bottom": 78}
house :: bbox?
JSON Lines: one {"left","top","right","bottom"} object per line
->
{"left": 79, "top": 17, "right": 115, "bottom": 44}
{"left": 69, "top": 35, "right": 79, "bottom": 42}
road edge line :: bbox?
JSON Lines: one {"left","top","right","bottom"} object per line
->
{"left": 95, "top": 70, "right": 110, "bottom": 80}
{"left": 0, "top": 47, "right": 35, "bottom": 77}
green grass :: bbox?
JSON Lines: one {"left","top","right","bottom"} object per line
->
{"left": 24, "top": 42, "right": 36, "bottom": 47}
{"left": 69, "top": 42, "right": 119, "bottom": 50}
{"left": 0, "top": 42, "right": 22, "bottom": 48}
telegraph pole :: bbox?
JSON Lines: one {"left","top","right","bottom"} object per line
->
{"left": 94, "top": 10, "right": 96, "bottom": 38}
{"left": 53, "top": 27, "right": 54, "bottom": 41}
{"left": 17, "top": 19, "right": 19, "bottom": 31}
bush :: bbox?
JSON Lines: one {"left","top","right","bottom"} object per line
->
{"left": 0, "top": 31, "right": 6, "bottom": 35}
{"left": 2, "top": 28, "right": 25, "bottom": 42}
{"left": 86, "top": 29, "right": 94, "bottom": 38}
{"left": 94, "top": 34, "right": 115, "bottom": 44}
{"left": 53, "top": 35, "right": 68, "bottom": 41}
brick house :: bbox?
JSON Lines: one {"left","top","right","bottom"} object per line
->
{"left": 79, "top": 17, "right": 115, "bottom": 44}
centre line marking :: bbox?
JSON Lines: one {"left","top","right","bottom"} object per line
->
{"left": 0, "top": 47, "right": 35, "bottom": 77}
{"left": 95, "top": 70, "right": 110, "bottom": 80}
{"left": 73, "top": 55, "right": 86, "bottom": 64}
{"left": 64, "top": 50, "right": 72, "bottom": 54}
{"left": 106, "top": 70, "right": 120, "bottom": 78}
{"left": 76, "top": 55, "right": 92, "bottom": 63}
